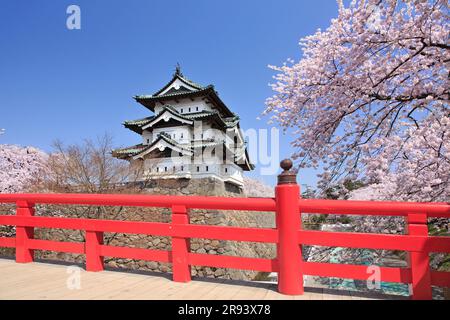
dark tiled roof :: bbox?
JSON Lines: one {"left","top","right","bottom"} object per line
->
{"left": 113, "top": 136, "right": 253, "bottom": 171}
{"left": 152, "top": 72, "right": 205, "bottom": 97}
{"left": 134, "top": 76, "right": 235, "bottom": 118}
{"left": 135, "top": 85, "right": 214, "bottom": 101}
{"left": 123, "top": 116, "right": 155, "bottom": 134}
{"left": 125, "top": 105, "right": 240, "bottom": 132}
{"left": 111, "top": 144, "right": 149, "bottom": 159}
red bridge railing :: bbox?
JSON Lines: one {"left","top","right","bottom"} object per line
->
{"left": 0, "top": 160, "right": 448, "bottom": 300}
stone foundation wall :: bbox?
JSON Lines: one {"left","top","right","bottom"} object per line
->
{"left": 0, "top": 178, "right": 276, "bottom": 281}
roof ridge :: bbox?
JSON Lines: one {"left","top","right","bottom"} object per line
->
{"left": 151, "top": 72, "right": 206, "bottom": 97}
{"left": 123, "top": 116, "right": 154, "bottom": 124}
{"left": 176, "top": 74, "right": 205, "bottom": 91}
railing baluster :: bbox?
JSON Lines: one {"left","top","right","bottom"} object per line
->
{"left": 406, "top": 213, "right": 432, "bottom": 300}
{"left": 171, "top": 205, "right": 191, "bottom": 282}
{"left": 15, "top": 201, "right": 35, "bottom": 263}
{"left": 86, "top": 230, "right": 104, "bottom": 272}
{"left": 276, "top": 160, "right": 303, "bottom": 295}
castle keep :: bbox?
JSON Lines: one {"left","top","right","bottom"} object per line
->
{"left": 113, "top": 66, "right": 253, "bottom": 188}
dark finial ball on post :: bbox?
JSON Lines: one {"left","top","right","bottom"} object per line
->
{"left": 280, "top": 159, "right": 293, "bottom": 172}
{"left": 278, "top": 159, "right": 297, "bottom": 185}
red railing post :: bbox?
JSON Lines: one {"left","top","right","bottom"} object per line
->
{"left": 171, "top": 205, "right": 191, "bottom": 282}
{"left": 86, "top": 230, "right": 104, "bottom": 272}
{"left": 406, "top": 213, "right": 432, "bottom": 300}
{"left": 275, "top": 159, "right": 303, "bottom": 295}
{"left": 15, "top": 201, "right": 34, "bottom": 263}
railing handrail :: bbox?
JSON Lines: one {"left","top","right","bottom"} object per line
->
{"left": 0, "top": 193, "right": 276, "bottom": 212}
{"left": 0, "top": 193, "right": 448, "bottom": 217}
{"left": 299, "top": 199, "right": 450, "bottom": 217}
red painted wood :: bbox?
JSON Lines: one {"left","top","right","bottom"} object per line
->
{"left": 0, "top": 193, "right": 276, "bottom": 212}
{"left": 189, "top": 253, "right": 277, "bottom": 272}
{"left": 172, "top": 224, "right": 278, "bottom": 243}
{"left": 0, "top": 215, "right": 278, "bottom": 243}
{"left": 0, "top": 237, "right": 15, "bottom": 248}
{"left": 27, "top": 239, "right": 84, "bottom": 254}
{"left": 85, "top": 231, "right": 104, "bottom": 272}
{"left": 302, "top": 262, "right": 412, "bottom": 284}
{"left": 100, "top": 245, "right": 171, "bottom": 262}
{"left": 0, "top": 215, "right": 172, "bottom": 234}
{"left": 406, "top": 213, "right": 432, "bottom": 300}
{"left": 299, "top": 230, "right": 450, "bottom": 253}
{"left": 15, "top": 202, "right": 34, "bottom": 263}
{"left": 171, "top": 205, "right": 191, "bottom": 283}
{"left": 276, "top": 184, "right": 303, "bottom": 295}
{"left": 299, "top": 199, "right": 450, "bottom": 217}
{"left": 431, "top": 271, "right": 450, "bottom": 288}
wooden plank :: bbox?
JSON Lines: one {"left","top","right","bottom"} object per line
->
{"left": 262, "top": 287, "right": 296, "bottom": 300}
{"left": 0, "top": 215, "right": 278, "bottom": 243}
{"left": 300, "top": 230, "right": 450, "bottom": 253}
{"left": 302, "top": 261, "right": 412, "bottom": 284}
{"left": 0, "top": 259, "right": 398, "bottom": 300}
{"left": 100, "top": 275, "right": 171, "bottom": 300}
{"left": 0, "top": 237, "right": 15, "bottom": 248}
{"left": 169, "top": 278, "right": 226, "bottom": 300}
{"left": 229, "top": 283, "right": 274, "bottom": 300}
{"left": 431, "top": 270, "right": 450, "bottom": 288}
{"left": 189, "top": 253, "right": 277, "bottom": 272}
{"left": 33, "top": 271, "right": 129, "bottom": 300}
{"left": 28, "top": 239, "right": 84, "bottom": 254}
{"left": 100, "top": 245, "right": 171, "bottom": 263}
{"left": 0, "top": 193, "right": 277, "bottom": 212}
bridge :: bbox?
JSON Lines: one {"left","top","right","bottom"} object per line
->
{"left": 0, "top": 160, "right": 449, "bottom": 300}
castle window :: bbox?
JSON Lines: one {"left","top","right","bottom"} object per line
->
{"left": 189, "top": 107, "right": 191, "bottom": 112}
{"left": 197, "top": 166, "right": 200, "bottom": 172}
{"left": 173, "top": 166, "right": 175, "bottom": 172}
{"left": 181, "top": 133, "right": 184, "bottom": 139}
{"left": 164, "top": 167, "right": 167, "bottom": 172}
{"left": 181, "top": 108, "right": 183, "bottom": 113}
{"left": 157, "top": 167, "right": 159, "bottom": 172}
{"left": 179, "top": 152, "right": 183, "bottom": 157}
{"left": 225, "top": 168, "right": 228, "bottom": 173}
{"left": 181, "top": 166, "right": 184, "bottom": 171}
{"left": 147, "top": 139, "right": 150, "bottom": 144}
{"left": 206, "top": 166, "right": 209, "bottom": 172}
{"left": 196, "top": 107, "right": 199, "bottom": 111}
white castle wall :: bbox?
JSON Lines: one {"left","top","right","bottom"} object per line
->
{"left": 154, "top": 98, "right": 212, "bottom": 115}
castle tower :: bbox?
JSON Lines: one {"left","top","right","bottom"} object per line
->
{"left": 112, "top": 66, "right": 254, "bottom": 188}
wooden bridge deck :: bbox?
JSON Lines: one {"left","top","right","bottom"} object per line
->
{"left": 0, "top": 259, "right": 403, "bottom": 300}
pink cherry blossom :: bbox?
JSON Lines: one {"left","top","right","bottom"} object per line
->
{"left": 0, "top": 144, "right": 48, "bottom": 193}
{"left": 265, "top": 0, "right": 449, "bottom": 202}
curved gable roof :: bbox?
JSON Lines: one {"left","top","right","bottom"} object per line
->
{"left": 153, "top": 71, "right": 205, "bottom": 97}
{"left": 132, "top": 134, "right": 192, "bottom": 160}
{"left": 142, "top": 106, "right": 193, "bottom": 130}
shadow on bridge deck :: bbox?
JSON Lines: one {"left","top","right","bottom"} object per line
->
{"left": 0, "top": 258, "right": 407, "bottom": 300}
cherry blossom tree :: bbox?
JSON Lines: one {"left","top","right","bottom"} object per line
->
{"left": 0, "top": 144, "right": 48, "bottom": 194}
{"left": 265, "top": 0, "right": 449, "bottom": 202}
{"left": 0, "top": 144, "right": 48, "bottom": 240}
{"left": 243, "top": 177, "right": 274, "bottom": 197}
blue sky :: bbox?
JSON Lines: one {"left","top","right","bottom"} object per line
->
{"left": 0, "top": 0, "right": 339, "bottom": 187}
